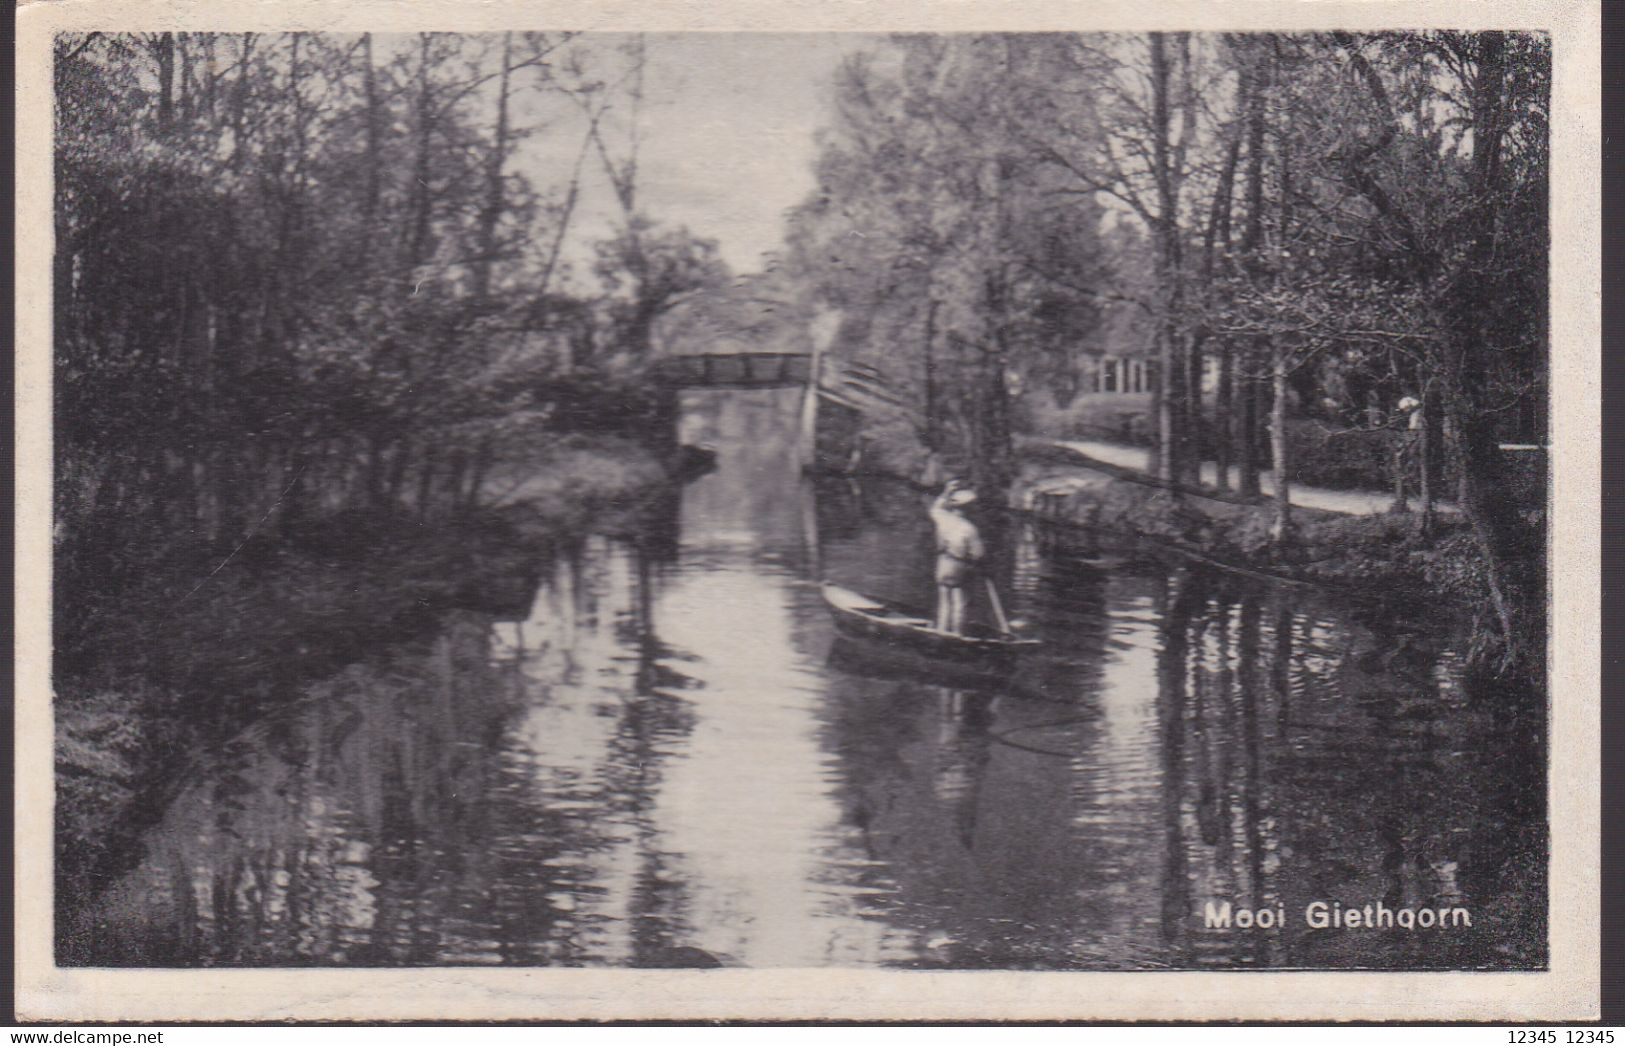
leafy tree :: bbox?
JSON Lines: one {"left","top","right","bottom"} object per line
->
{"left": 787, "top": 35, "right": 1111, "bottom": 495}
{"left": 52, "top": 31, "right": 708, "bottom": 659}
{"left": 593, "top": 217, "right": 730, "bottom": 359}
{"left": 784, "top": 30, "right": 1548, "bottom": 671}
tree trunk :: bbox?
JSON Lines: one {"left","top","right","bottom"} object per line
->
{"left": 202, "top": 35, "right": 217, "bottom": 118}
{"left": 231, "top": 34, "right": 255, "bottom": 164}
{"left": 444, "top": 451, "right": 468, "bottom": 514}
{"left": 465, "top": 437, "right": 495, "bottom": 511}
{"left": 387, "top": 437, "right": 413, "bottom": 501}
{"left": 155, "top": 33, "right": 175, "bottom": 130}
{"left": 409, "top": 33, "right": 435, "bottom": 267}
{"left": 1149, "top": 33, "right": 1185, "bottom": 490}
{"left": 1215, "top": 343, "right": 1234, "bottom": 490}
{"left": 1202, "top": 67, "right": 1244, "bottom": 494}
{"left": 176, "top": 33, "right": 192, "bottom": 120}
{"left": 1172, "top": 35, "right": 1201, "bottom": 488}
{"left": 360, "top": 34, "right": 382, "bottom": 267}
{"left": 974, "top": 351, "right": 1012, "bottom": 499}
{"left": 1444, "top": 31, "right": 1539, "bottom": 668}
{"left": 1269, "top": 97, "right": 1294, "bottom": 546}
{"left": 971, "top": 281, "right": 1014, "bottom": 498}
{"left": 972, "top": 144, "right": 1015, "bottom": 502}
{"left": 922, "top": 298, "right": 939, "bottom": 451}
{"left": 1327, "top": 31, "right": 1537, "bottom": 669}
{"left": 1188, "top": 334, "right": 1205, "bottom": 482}
{"left": 1269, "top": 343, "right": 1292, "bottom": 543}
{"left": 366, "top": 433, "right": 388, "bottom": 509}
{"left": 416, "top": 443, "right": 440, "bottom": 519}
{"left": 473, "top": 32, "right": 514, "bottom": 301}
{"left": 1235, "top": 43, "right": 1270, "bottom": 500}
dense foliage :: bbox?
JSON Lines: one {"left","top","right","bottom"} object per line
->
{"left": 54, "top": 32, "right": 726, "bottom": 664}
{"left": 785, "top": 31, "right": 1549, "bottom": 667}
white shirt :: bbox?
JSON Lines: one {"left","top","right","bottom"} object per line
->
{"left": 930, "top": 504, "right": 985, "bottom": 562}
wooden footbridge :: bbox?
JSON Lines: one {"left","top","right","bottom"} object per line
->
{"left": 651, "top": 351, "right": 903, "bottom": 470}
{"left": 652, "top": 352, "right": 812, "bottom": 389}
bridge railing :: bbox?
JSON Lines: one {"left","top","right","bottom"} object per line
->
{"left": 652, "top": 353, "right": 812, "bottom": 388}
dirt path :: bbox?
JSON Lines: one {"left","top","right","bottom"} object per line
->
{"left": 1045, "top": 438, "right": 1457, "bottom": 517}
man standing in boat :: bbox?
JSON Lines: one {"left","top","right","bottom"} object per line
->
{"left": 930, "top": 479, "right": 986, "bottom": 634}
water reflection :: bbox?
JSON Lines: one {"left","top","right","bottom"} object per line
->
{"left": 65, "top": 389, "right": 1546, "bottom": 970}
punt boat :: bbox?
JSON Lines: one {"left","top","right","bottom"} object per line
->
{"left": 820, "top": 582, "right": 1040, "bottom": 670}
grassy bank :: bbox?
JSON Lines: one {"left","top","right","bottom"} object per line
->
{"left": 55, "top": 435, "right": 678, "bottom": 922}
{"left": 1016, "top": 453, "right": 1533, "bottom": 668}
{"left": 824, "top": 417, "right": 1521, "bottom": 656}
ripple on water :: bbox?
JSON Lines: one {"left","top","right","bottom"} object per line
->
{"left": 62, "top": 402, "right": 1545, "bottom": 970}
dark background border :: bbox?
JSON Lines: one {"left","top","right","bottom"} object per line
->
{"left": 1600, "top": 0, "right": 1623, "bottom": 1026}
{"left": 0, "top": 5, "right": 1618, "bottom": 1026}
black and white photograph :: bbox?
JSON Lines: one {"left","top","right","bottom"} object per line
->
{"left": 16, "top": 0, "right": 1601, "bottom": 1023}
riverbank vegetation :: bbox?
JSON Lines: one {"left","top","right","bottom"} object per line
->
{"left": 55, "top": 30, "right": 729, "bottom": 672}
{"left": 786, "top": 32, "right": 1548, "bottom": 674}
{"left": 54, "top": 32, "right": 727, "bottom": 909}
{"left": 55, "top": 431, "right": 676, "bottom": 921}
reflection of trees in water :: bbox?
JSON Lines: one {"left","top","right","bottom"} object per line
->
{"left": 68, "top": 511, "right": 720, "bottom": 967}
{"left": 1011, "top": 525, "right": 1111, "bottom": 701}
{"left": 1156, "top": 571, "right": 1196, "bottom": 952}
{"left": 63, "top": 615, "right": 531, "bottom": 965}
{"left": 512, "top": 530, "right": 725, "bottom": 967}
{"left": 503, "top": 536, "right": 705, "bottom": 966}
{"left": 815, "top": 519, "right": 1123, "bottom": 968}
{"left": 928, "top": 689, "right": 998, "bottom": 851}
{"left": 71, "top": 430, "right": 1545, "bottom": 970}
{"left": 624, "top": 485, "right": 685, "bottom": 568}
{"left": 809, "top": 476, "right": 866, "bottom": 543}
{"left": 678, "top": 388, "right": 809, "bottom": 562}
{"left": 1156, "top": 569, "right": 1547, "bottom": 970}
{"left": 613, "top": 534, "right": 692, "bottom": 696}
{"left": 818, "top": 676, "right": 1001, "bottom": 965}
{"left": 599, "top": 539, "right": 713, "bottom": 966}
{"left": 1154, "top": 569, "right": 1284, "bottom": 968}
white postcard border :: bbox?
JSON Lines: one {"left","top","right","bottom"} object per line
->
{"left": 14, "top": 0, "right": 1601, "bottom": 1022}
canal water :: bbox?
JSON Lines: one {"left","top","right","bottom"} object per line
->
{"left": 67, "top": 389, "right": 1546, "bottom": 970}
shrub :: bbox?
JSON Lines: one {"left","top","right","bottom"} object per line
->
{"left": 1288, "top": 421, "right": 1405, "bottom": 491}
{"left": 1017, "top": 391, "right": 1156, "bottom": 447}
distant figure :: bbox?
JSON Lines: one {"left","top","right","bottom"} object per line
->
{"left": 1392, "top": 395, "right": 1424, "bottom": 512}
{"left": 930, "top": 479, "right": 985, "bottom": 634}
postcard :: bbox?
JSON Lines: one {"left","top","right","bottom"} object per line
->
{"left": 14, "top": 0, "right": 1601, "bottom": 1022}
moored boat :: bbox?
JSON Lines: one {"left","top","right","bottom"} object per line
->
{"left": 820, "top": 582, "right": 1040, "bottom": 668}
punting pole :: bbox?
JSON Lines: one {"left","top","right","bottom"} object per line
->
{"left": 983, "top": 577, "right": 1012, "bottom": 635}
